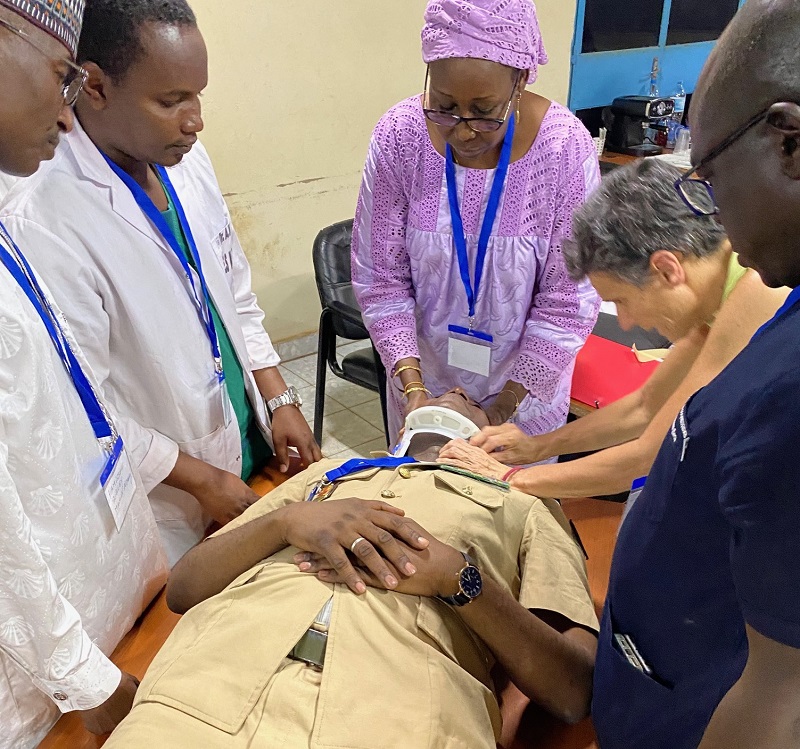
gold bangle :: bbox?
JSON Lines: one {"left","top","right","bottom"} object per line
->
{"left": 404, "top": 386, "right": 432, "bottom": 398}
{"left": 393, "top": 364, "right": 422, "bottom": 380}
{"left": 395, "top": 379, "right": 426, "bottom": 394}
{"left": 498, "top": 389, "right": 521, "bottom": 418}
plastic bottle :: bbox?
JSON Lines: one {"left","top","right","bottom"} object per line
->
{"left": 671, "top": 81, "right": 687, "bottom": 125}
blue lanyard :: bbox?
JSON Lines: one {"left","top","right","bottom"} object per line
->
{"left": 102, "top": 155, "right": 224, "bottom": 382}
{"left": 307, "top": 457, "right": 417, "bottom": 501}
{"left": 324, "top": 457, "right": 417, "bottom": 482}
{"left": 0, "top": 224, "right": 115, "bottom": 445}
{"left": 753, "top": 285, "right": 800, "bottom": 340}
{"left": 445, "top": 114, "right": 515, "bottom": 322}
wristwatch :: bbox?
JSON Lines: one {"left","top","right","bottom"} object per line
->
{"left": 437, "top": 552, "right": 483, "bottom": 607}
{"left": 266, "top": 385, "right": 303, "bottom": 417}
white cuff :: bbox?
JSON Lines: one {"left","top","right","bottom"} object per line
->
{"left": 37, "top": 641, "right": 122, "bottom": 713}
{"left": 139, "top": 432, "right": 181, "bottom": 494}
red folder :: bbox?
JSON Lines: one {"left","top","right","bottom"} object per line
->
{"left": 571, "top": 334, "right": 660, "bottom": 409}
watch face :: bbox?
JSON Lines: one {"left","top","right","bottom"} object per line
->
{"left": 460, "top": 565, "right": 483, "bottom": 599}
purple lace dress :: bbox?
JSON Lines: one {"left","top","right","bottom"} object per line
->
{"left": 352, "top": 96, "right": 601, "bottom": 438}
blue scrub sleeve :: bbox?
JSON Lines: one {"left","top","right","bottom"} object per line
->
{"left": 717, "top": 375, "right": 800, "bottom": 648}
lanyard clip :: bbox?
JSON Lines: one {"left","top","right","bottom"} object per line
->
{"left": 468, "top": 316, "right": 475, "bottom": 332}
{"left": 99, "top": 435, "right": 116, "bottom": 456}
{"left": 307, "top": 476, "right": 334, "bottom": 502}
{"left": 214, "top": 357, "right": 225, "bottom": 381}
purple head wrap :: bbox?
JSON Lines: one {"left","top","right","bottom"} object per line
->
{"left": 421, "top": 0, "right": 548, "bottom": 84}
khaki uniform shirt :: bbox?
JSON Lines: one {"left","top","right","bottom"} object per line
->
{"left": 124, "top": 461, "right": 598, "bottom": 749}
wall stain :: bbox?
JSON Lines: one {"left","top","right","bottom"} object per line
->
{"left": 277, "top": 176, "right": 328, "bottom": 188}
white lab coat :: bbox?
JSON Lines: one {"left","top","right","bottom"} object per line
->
{"left": 1, "top": 121, "right": 280, "bottom": 565}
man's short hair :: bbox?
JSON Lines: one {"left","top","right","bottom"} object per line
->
{"left": 77, "top": 0, "right": 196, "bottom": 81}
{"left": 563, "top": 159, "right": 727, "bottom": 286}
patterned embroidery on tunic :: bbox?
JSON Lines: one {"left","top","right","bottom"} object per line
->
{"left": 352, "top": 96, "right": 600, "bottom": 436}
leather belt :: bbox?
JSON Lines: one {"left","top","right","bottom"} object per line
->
{"left": 289, "top": 598, "right": 333, "bottom": 670}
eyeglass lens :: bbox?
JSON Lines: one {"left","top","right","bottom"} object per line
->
{"left": 424, "top": 110, "right": 502, "bottom": 132}
{"left": 680, "top": 179, "right": 717, "bottom": 214}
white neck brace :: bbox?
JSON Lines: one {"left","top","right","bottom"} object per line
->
{"left": 392, "top": 406, "right": 481, "bottom": 457}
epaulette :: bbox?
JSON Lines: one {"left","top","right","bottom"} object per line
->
{"left": 408, "top": 462, "right": 510, "bottom": 491}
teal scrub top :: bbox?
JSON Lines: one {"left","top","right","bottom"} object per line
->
{"left": 160, "top": 191, "right": 271, "bottom": 481}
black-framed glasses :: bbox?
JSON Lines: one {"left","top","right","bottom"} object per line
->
{"left": 0, "top": 17, "right": 88, "bottom": 105}
{"left": 422, "top": 66, "right": 519, "bottom": 133}
{"left": 674, "top": 107, "right": 770, "bottom": 216}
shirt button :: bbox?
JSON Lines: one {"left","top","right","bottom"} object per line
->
{"left": 399, "top": 467, "right": 412, "bottom": 479}
{"left": 53, "top": 692, "right": 68, "bottom": 702}
{"left": 462, "top": 486, "right": 473, "bottom": 496}
{"left": 380, "top": 490, "right": 396, "bottom": 499}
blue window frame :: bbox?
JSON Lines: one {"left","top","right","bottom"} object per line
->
{"left": 568, "top": 0, "right": 747, "bottom": 112}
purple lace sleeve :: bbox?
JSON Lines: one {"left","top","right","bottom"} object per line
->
{"left": 351, "top": 111, "right": 420, "bottom": 373}
{"left": 510, "top": 125, "right": 601, "bottom": 402}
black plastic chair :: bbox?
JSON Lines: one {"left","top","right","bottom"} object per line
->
{"left": 592, "top": 311, "right": 670, "bottom": 350}
{"left": 312, "top": 219, "right": 389, "bottom": 446}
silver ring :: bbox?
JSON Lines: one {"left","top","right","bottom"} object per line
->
{"left": 350, "top": 537, "right": 367, "bottom": 554}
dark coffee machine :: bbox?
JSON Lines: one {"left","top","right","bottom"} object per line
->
{"left": 603, "top": 95, "right": 675, "bottom": 157}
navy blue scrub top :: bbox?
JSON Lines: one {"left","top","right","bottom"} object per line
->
{"left": 592, "top": 295, "right": 800, "bottom": 749}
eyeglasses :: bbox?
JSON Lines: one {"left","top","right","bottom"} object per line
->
{"left": 422, "top": 67, "right": 519, "bottom": 133}
{"left": 674, "top": 107, "right": 771, "bottom": 216}
{"left": 0, "top": 17, "right": 88, "bottom": 105}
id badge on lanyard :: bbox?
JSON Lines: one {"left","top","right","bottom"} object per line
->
{"left": 444, "top": 113, "right": 514, "bottom": 378}
{"left": 100, "top": 437, "right": 136, "bottom": 531}
{"left": 218, "top": 358, "right": 233, "bottom": 427}
{"left": 0, "top": 225, "right": 135, "bottom": 529}
{"left": 447, "top": 325, "right": 493, "bottom": 377}
{"left": 102, "top": 155, "right": 231, "bottom": 429}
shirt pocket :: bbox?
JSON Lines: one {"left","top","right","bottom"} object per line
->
{"left": 138, "top": 567, "right": 330, "bottom": 735}
{"left": 431, "top": 472, "right": 506, "bottom": 552}
{"left": 592, "top": 601, "right": 676, "bottom": 749}
{"left": 414, "top": 599, "right": 500, "bottom": 748}
{"left": 416, "top": 597, "right": 492, "bottom": 686}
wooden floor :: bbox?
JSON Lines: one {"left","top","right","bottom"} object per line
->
{"left": 40, "top": 461, "right": 622, "bottom": 749}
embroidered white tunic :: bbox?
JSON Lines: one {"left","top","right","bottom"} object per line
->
{"left": 0, "top": 257, "right": 167, "bottom": 748}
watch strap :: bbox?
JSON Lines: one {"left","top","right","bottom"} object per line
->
{"left": 267, "top": 385, "right": 301, "bottom": 417}
{"left": 437, "top": 552, "right": 480, "bottom": 607}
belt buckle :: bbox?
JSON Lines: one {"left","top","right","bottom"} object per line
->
{"left": 289, "top": 627, "right": 328, "bottom": 671}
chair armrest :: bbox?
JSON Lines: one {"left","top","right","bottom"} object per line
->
{"left": 329, "top": 300, "right": 367, "bottom": 331}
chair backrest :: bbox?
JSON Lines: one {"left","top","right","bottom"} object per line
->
{"left": 312, "top": 219, "right": 368, "bottom": 340}
{"left": 592, "top": 312, "right": 670, "bottom": 350}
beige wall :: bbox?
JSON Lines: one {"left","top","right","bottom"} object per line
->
{"left": 192, "top": 0, "right": 577, "bottom": 342}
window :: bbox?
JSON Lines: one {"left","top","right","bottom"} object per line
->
{"left": 582, "top": 0, "right": 663, "bottom": 53}
{"left": 569, "top": 0, "right": 746, "bottom": 113}
{"left": 667, "top": 0, "right": 740, "bottom": 45}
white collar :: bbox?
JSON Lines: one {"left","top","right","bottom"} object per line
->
{"left": 392, "top": 406, "right": 480, "bottom": 457}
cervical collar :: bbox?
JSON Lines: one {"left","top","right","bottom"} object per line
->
{"left": 392, "top": 406, "right": 480, "bottom": 457}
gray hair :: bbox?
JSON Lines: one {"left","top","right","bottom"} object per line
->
{"left": 563, "top": 159, "right": 727, "bottom": 286}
